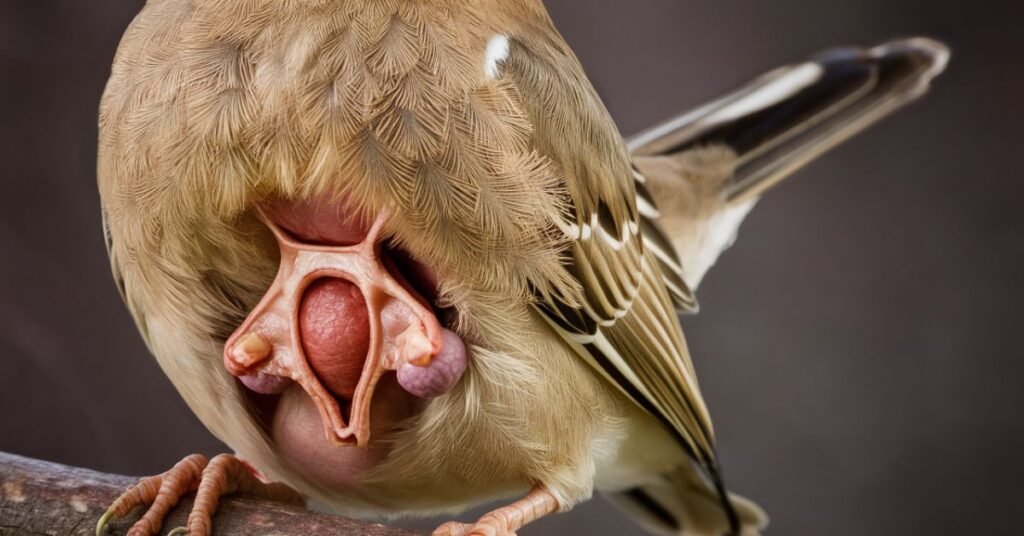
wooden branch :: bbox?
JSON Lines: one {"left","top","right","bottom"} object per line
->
{"left": 0, "top": 451, "right": 422, "bottom": 535}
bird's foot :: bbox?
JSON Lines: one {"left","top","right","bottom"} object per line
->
{"left": 434, "top": 515, "right": 518, "bottom": 536}
{"left": 432, "top": 485, "right": 559, "bottom": 536}
{"left": 96, "top": 453, "right": 304, "bottom": 536}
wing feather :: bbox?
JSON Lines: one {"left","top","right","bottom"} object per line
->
{"left": 633, "top": 165, "right": 699, "bottom": 312}
{"left": 502, "top": 27, "right": 717, "bottom": 472}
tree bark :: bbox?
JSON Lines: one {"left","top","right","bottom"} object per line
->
{"left": 0, "top": 451, "right": 421, "bottom": 535}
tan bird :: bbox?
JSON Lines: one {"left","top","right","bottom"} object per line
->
{"left": 95, "top": 0, "right": 948, "bottom": 534}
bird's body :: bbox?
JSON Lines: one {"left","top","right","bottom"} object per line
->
{"left": 97, "top": 0, "right": 946, "bottom": 534}
{"left": 100, "top": 0, "right": 736, "bottom": 530}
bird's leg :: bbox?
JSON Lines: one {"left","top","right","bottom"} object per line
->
{"left": 96, "top": 453, "right": 304, "bottom": 536}
{"left": 433, "top": 485, "right": 560, "bottom": 536}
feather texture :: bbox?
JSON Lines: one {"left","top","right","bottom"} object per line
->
{"left": 98, "top": 0, "right": 756, "bottom": 532}
{"left": 630, "top": 38, "right": 949, "bottom": 292}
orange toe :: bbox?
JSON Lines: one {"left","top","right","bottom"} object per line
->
{"left": 97, "top": 454, "right": 303, "bottom": 536}
{"left": 99, "top": 454, "right": 206, "bottom": 536}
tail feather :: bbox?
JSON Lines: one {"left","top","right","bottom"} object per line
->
{"left": 630, "top": 38, "right": 949, "bottom": 291}
{"left": 606, "top": 465, "right": 767, "bottom": 536}
{"left": 629, "top": 37, "right": 949, "bottom": 203}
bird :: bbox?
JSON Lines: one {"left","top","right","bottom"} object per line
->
{"left": 94, "top": 0, "right": 948, "bottom": 534}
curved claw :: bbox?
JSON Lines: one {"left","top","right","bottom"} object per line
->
{"left": 96, "top": 454, "right": 207, "bottom": 536}
{"left": 96, "top": 453, "right": 303, "bottom": 536}
{"left": 95, "top": 509, "right": 116, "bottom": 536}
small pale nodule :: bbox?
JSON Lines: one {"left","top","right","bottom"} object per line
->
{"left": 231, "top": 332, "right": 272, "bottom": 367}
{"left": 397, "top": 324, "right": 434, "bottom": 367}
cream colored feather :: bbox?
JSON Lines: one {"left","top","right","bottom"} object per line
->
{"left": 101, "top": 0, "right": 699, "bottom": 525}
{"left": 98, "top": 0, "right": 946, "bottom": 533}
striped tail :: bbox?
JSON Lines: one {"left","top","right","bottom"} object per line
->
{"left": 632, "top": 38, "right": 949, "bottom": 293}
{"left": 606, "top": 463, "right": 767, "bottom": 536}
{"left": 630, "top": 37, "right": 949, "bottom": 203}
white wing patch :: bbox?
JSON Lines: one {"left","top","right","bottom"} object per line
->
{"left": 484, "top": 34, "right": 510, "bottom": 79}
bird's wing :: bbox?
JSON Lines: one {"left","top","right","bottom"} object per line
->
{"left": 501, "top": 25, "right": 720, "bottom": 484}
{"left": 631, "top": 165, "right": 700, "bottom": 312}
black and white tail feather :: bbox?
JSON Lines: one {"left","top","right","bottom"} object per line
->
{"left": 612, "top": 38, "right": 949, "bottom": 535}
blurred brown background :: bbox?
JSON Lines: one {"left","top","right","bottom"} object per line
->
{"left": 1, "top": 1, "right": 1021, "bottom": 534}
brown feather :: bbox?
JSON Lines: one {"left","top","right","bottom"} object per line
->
{"left": 98, "top": 0, "right": 755, "bottom": 530}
